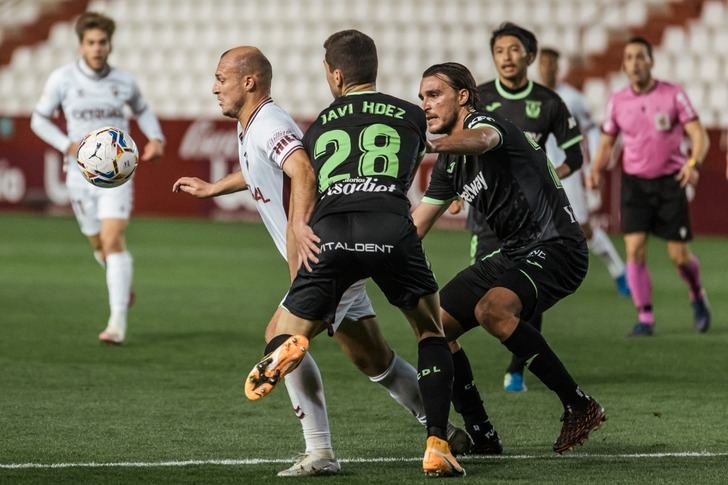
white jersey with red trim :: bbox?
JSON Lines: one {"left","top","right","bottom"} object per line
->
{"left": 237, "top": 99, "right": 304, "bottom": 260}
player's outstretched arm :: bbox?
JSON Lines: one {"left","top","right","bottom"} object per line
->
{"left": 412, "top": 202, "right": 449, "bottom": 240}
{"left": 428, "top": 127, "right": 501, "bottom": 155}
{"left": 586, "top": 133, "right": 617, "bottom": 189}
{"left": 172, "top": 170, "right": 247, "bottom": 198}
{"left": 282, "top": 149, "right": 320, "bottom": 272}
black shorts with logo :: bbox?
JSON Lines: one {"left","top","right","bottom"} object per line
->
{"left": 621, "top": 172, "right": 692, "bottom": 241}
{"left": 283, "top": 212, "right": 438, "bottom": 324}
{"left": 440, "top": 239, "right": 588, "bottom": 330}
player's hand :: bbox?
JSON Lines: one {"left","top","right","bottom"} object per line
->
{"left": 141, "top": 139, "right": 164, "bottom": 162}
{"left": 172, "top": 176, "right": 215, "bottom": 198}
{"left": 675, "top": 163, "right": 699, "bottom": 188}
{"left": 448, "top": 198, "right": 464, "bottom": 215}
{"left": 66, "top": 142, "right": 80, "bottom": 157}
{"left": 555, "top": 164, "right": 571, "bottom": 179}
{"left": 586, "top": 169, "right": 601, "bottom": 190}
{"left": 291, "top": 221, "right": 320, "bottom": 272}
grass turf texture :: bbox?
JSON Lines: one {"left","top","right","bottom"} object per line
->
{"left": 1, "top": 213, "right": 726, "bottom": 484}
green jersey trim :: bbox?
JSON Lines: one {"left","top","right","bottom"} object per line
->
{"left": 344, "top": 90, "right": 378, "bottom": 97}
{"left": 481, "top": 248, "right": 502, "bottom": 261}
{"left": 559, "top": 134, "right": 584, "bottom": 150}
{"left": 422, "top": 196, "right": 455, "bottom": 206}
{"left": 495, "top": 79, "right": 533, "bottom": 100}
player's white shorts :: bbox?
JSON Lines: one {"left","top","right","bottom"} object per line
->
{"left": 562, "top": 169, "right": 589, "bottom": 224}
{"left": 331, "top": 279, "right": 375, "bottom": 331}
{"left": 279, "top": 278, "right": 375, "bottom": 332}
{"left": 66, "top": 168, "right": 133, "bottom": 236}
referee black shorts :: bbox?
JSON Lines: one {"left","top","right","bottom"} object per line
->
{"left": 440, "top": 239, "right": 588, "bottom": 331}
{"left": 283, "top": 212, "right": 438, "bottom": 324}
{"left": 621, "top": 172, "right": 692, "bottom": 241}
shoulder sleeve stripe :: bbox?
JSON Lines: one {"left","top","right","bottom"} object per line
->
{"left": 559, "top": 134, "right": 584, "bottom": 150}
{"left": 279, "top": 145, "right": 305, "bottom": 169}
{"left": 421, "top": 196, "right": 456, "bottom": 206}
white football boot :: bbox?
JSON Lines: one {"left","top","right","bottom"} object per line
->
{"left": 277, "top": 448, "right": 341, "bottom": 477}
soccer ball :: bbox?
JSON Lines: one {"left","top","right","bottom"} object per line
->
{"left": 76, "top": 126, "right": 138, "bottom": 188}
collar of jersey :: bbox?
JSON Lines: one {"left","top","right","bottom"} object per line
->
{"left": 243, "top": 97, "right": 274, "bottom": 134}
{"left": 495, "top": 79, "right": 533, "bottom": 100}
{"left": 343, "top": 90, "right": 377, "bottom": 96}
{"left": 77, "top": 58, "right": 111, "bottom": 80}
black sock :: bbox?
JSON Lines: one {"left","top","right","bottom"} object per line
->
{"left": 507, "top": 313, "right": 543, "bottom": 374}
{"left": 502, "top": 322, "right": 588, "bottom": 410}
{"left": 451, "top": 348, "right": 490, "bottom": 428}
{"left": 264, "top": 333, "right": 292, "bottom": 355}
{"left": 417, "top": 336, "right": 453, "bottom": 440}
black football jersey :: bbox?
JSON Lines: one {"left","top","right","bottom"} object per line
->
{"left": 423, "top": 110, "right": 584, "bottom": 257}
{"left": 469, "top": 79, "right": 583, "bottom": 233}
{"left": 303, "top": 91, "right": 427, "bottom": 224}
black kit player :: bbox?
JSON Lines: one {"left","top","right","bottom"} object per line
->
{"left": 244, "top": 30, "right": 464, "bottom": 477}
{"left": 456, "top": 23, "right": 585, "bottom": 393}
{"left": 414, "top": 62, "right": 606, "bottom": 454}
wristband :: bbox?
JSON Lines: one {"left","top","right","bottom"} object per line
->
{"left": 687, "top": 158, "right": 698, "bottom": 168}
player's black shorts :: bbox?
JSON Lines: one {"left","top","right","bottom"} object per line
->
{"left": 621, "top": 172, "right": 692, "bottom": 241}
{"left": 470, "top": 225, "right": 501, "bottom": 263}
{"left": 283, "top": 212, "right": 438, "bottom": 323}
{"left": 440, "top": 239, "right": 588, "bottom": 330}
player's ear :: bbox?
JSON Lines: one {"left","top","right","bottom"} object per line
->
{"left": 243, "top": 74, "right": 256, "bottom": 92}
{"left": 458, "top": 88, "right": 469, "bottom": 107}
{"left": 526, "top": 52, "right": 536, "bottom": 65}
{"left": 333, "top": 69, "right": 344, "bottom": 89}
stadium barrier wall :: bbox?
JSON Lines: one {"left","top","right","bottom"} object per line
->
{"left": 0, "top": 116, "right": 725, "bottom": 234}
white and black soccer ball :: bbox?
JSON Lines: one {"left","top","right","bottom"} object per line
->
{"left": 76, "top": 126, "right": 138, "bottom": 188}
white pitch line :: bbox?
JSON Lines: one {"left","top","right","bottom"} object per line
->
{"left": 1, "top": 452, "right": 727, "bottom": 469}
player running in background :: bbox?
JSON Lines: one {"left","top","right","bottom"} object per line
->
{"left": 457, "top": 22, "right": 583, "bottom": 393}
{"left": 415, "top": 62, "right": 606, "bottom": 455}
{"left": 31, "top": 12, "right": 164, "bottom": 345}
{"left": 587, "top": 37, "right": 711, "bottom": 336}
{"left": 173, "top": 45, "right": 467, "bottom": 477}
{"left": 539, "top": 47, "right": 629, "bottom": 297}
{"left": 243, "top": 30, "right": 465, "bottom": 477}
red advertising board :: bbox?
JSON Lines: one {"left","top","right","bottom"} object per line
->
{"left": 0, "top": 116, "right": 725, "bottom": 234}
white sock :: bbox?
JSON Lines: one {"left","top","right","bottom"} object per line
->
{"left": 93, "top": 250, "right": 106, "bottom": 269}
{"left": 283, "top": 353, "right": 332, "bottom": 452}
{"left": 369, "top": 353, "right": 427, "bottom": 426}
{"left": 106, "top": 251, "right": 132, "bottom": 338}
{"left": 589, "top": 227, "right": 625, "bottom": 278}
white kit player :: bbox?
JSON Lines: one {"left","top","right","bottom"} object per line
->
{"left": 31, "top": 12, "right": 164, "bottom": 344}
{"left": 173, "top": 46, "right": 469, "bottom": 477}
{"left": 538, "top": 48, "right": 629, "bottom": 296}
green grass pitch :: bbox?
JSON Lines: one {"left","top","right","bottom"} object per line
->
{"left": 1, "top": 213, "right": 727, "bottom": 484}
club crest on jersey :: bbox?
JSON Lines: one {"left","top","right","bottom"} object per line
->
{"left": 525, "top": 100, "right": 542, "bottom": 119}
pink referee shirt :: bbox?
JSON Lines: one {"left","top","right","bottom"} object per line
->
{"left": 602, "top": 80, "right": 698, "bottom": 178}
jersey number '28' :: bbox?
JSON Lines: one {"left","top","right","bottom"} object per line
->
{"left": 315, "top": 123, "right": 400, "bottom": 192}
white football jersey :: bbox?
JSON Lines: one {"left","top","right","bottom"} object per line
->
{"left": 546, "top": 82, "right": 600, "bottom": 167}
{"left": 32, "top": 59, "right": 163, "bottom": 176}
{"left": 237, "top": 99, "right": 304, "bottom": 260}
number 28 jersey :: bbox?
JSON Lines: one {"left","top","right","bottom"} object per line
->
{"left": 302, "top": 91, "right": 427, "bottom": 224}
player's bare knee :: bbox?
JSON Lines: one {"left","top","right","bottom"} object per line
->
{"left": 475, "top": 292, "right": 519, "bottom": 339}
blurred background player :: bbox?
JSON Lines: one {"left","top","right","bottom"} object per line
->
{"left": 588, "top": 37, "right": 711, "bottom": 337}
{"left": 173, "top": 45, "right": 468, "bottom": 477}
{"left": 30, "top": 12, "right": 164, "bottom": 344}
{"left": 245, "top": 30, "right": 465, "bottom": 477}
{"left": 414, "top": 62, "right": 605, "bottom": 455}
{"left": 539, "top": 47, "right": 629, "bottom": 297}
{"left": 453, "top": 22, "right": 584, "bottom": 393}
